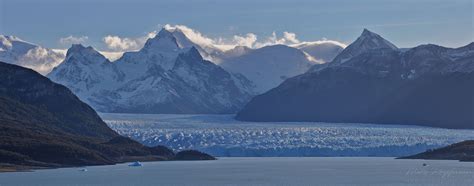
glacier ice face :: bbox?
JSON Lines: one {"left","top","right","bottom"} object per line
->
{"left": 102, "top": 113, "right": 474, "bottom": 157}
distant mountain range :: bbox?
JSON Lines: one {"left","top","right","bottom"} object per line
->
{"left": 237, "top": 29, "right": 474, "bottom": 129}
{"left": 0, "top": 62, "right": 214, "bottom": 171}
{"left": 1, "top": 27, "right": 343, "bottom": 114}
{"left": 43, "top": 27, "right": 343, "bottom": 114}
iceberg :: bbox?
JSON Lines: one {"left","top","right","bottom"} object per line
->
{"left": 128, "top": 161, "right": 143, "bottom": 167}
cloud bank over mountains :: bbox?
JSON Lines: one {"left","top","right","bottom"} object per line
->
{"left": 102, "top": 24, "right": 347, "bottom": 53}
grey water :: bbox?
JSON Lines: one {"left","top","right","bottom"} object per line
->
{"left": 1, "top": 157, "right": 473, "bottom": 186}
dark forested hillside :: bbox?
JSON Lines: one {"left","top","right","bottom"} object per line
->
{"left": 0, "top": 62, "right": 213, "bottom": 171}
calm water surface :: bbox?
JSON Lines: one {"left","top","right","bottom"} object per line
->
{"left": 1, "top": 157, "right": 473, "bottom": 186}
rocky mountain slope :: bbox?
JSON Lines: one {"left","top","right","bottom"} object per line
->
{"left": 0, "top": 62, "right": 214, "bottom": 171}
{"left": 236, "top": 29, "right": 474, "bottom": 129}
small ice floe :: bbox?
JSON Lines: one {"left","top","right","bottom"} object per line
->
{"left": 129, "top": 161, "right": 143, "bottom": 167}
{"left": 79, "top": 168, "right": 88, "bottom": 172}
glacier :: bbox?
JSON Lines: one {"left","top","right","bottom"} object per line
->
{"left": 101, "top": 113, "right": 474, "bottom": 157}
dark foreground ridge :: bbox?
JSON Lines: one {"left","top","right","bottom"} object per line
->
{"left": 0, "top": 62, "right": 215, "bottom": 172}
{"left": 399, "top": 140, "right": 474, "bottom": 162}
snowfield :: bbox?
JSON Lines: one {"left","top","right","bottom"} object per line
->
{"left": 101, "top": 113, "right": 474, "bottom": 157}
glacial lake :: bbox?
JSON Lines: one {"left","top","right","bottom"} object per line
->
{"left": 1, "top": 157, "right": 473, "bottom": 186}
{"left": 101, "top": 113, "right": 474, "bottom": 157}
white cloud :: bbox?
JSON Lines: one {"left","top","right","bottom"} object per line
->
{"left": 164, "top": 24, "right": 215, "bottom": 48}
{"left": 102, "top": 31, "right": 156, "bottom": 51}
{"left": 103, "top": 35, "right": 139, "bottom": 51}
{"left": 290, "top": 39, "right": 347, "bottom": 48}
{"left": 0, "top": 35, "right": 13, "bottom": 49}
{"left": 254, "top": 31, "right": 316, "bottom": 48}
{"left": 17, "top": 47, "right": 66, "bottom": 75}
{"left": 283, "top": 32, "right": 300, "bottom": 44}
{"left": 232, "top": 33, "right": 257, "bottom": 48}
{"left": 100, "top": 24, "right": 346, "bottom": 54}
{"left": 59, "top": 36, "right": 88, "bottom": 45}
{"left": 163, "top": 24, "right": 342, "bottom": 51}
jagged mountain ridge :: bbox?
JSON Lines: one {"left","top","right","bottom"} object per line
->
{"left": 48, "top": 29, "right": 254, "bottom": 114}
{"left": 236, "top": 29, "right": 474, "bottom": 129}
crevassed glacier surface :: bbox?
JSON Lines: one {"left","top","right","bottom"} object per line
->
{"left": 101, "top": 113, "right": 474, "bottom": 157}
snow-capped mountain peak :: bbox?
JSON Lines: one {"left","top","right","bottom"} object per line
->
{"left": 142, "top": 28, "right": 180, "bottom": 52}
{"left": 47, "top": 44, "right": 124, "bottom": 107}
{"left": 66, "top": 44, "right": 89, "bottom": 54}
{"left": 116, "top": 28, "right": 187, "bottom": 74}
{"left": 163, "top": 27, "right": 198, "bottom": 49}
{"left": 64, "top": 44, "right": 110, "bottom": 65}
{"left": 66, "top": 44, "right": 101, "bottom": 57}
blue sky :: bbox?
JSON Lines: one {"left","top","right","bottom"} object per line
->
{"left": 0, "top": 0, "right": 472, "bottom": 50}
